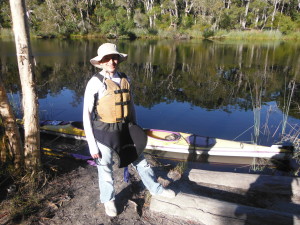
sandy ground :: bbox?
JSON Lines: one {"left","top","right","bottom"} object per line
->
{"left": 33, "top": 154, "right": 195, "bottom": 225}
{"left": 1, "top": 135, "right": 197, "bottom": 225}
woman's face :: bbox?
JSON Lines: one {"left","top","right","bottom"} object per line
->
{"left": 99, "top": 54, "right": 120, "bottom": 75}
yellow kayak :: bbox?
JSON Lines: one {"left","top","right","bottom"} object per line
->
{"left": 17, "top": 119, "right": 86, "bottom": 140}
{"left": 16, "top": 119, "right": 293, "bottom": 159}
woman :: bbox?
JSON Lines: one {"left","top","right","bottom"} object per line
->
{"left": 83, "top": 43, "right": 175, "bottom": 217}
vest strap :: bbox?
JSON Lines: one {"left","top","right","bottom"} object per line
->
{"left": 115, "top": 100, "right": 130, "bottom": 106}
{"left": 116, "top": 117, "right": 126, "bottom": 122}
{"left": 114, "top": 89, "right": 129, "bottom": 94}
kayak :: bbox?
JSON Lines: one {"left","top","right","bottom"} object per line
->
{"left": 16, "top": 119, "right": 293, "bottom": 159}
{"left": 145, "top": 129, "right": 293, "bottom": 159}
{"left": 17, "top": 119, "right": 86, "bottom": 140}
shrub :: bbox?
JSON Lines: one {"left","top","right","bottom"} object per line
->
{"left": 181, "top": 15, "right": 194, "bottom": 29}
{"left": 133, "top": 8, "right": 149, "bottom": 28}
{"left": 203, "top": 29, "right": 215, "bottom": 39}
{"left": 274, "top": 14, "right": 297, "bottom": 35}
{"left": 219, "top": 13, "right": 232, "bottom": 30}
{"left": 148, "top": 28, "right": 158, "bottom": 35}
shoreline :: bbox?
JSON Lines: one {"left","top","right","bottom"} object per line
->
{"left": 1, "top": 28, "right": 300, "bottom": 41}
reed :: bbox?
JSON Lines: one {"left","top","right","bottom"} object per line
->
{"left": 0, "top": 167, "right": 50, "bottom": 223}
{"left": 248, "top": 79, "right": 264, "bottom": 144}
{"left": 0, "top": 28, "right": 14, "bottom": 39}
{"left": 282, "top": 80, "right": 296, "bottom": 135}
{"left": 171, "top": 161, "right": 188, "bottom": 175}
{"left": 216, "top": 30, "right": 283, "bottom": 40}
{"left": 283, "top": 32, "right": 300, "bottom": 40}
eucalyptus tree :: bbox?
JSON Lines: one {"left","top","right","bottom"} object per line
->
{"left": 248, "top": 0, "right": 269, "bottom": 29}
{"left": 1, "top": 0, "right": 299, "bottom": 37}
{"left": 26, "top": 0, "right": 77, "bottom": 36}
{"left": 191, "top": 0, "right": 223, "bottom": 29}
{"left": 115, "top": 0, "right": 135, "bottom": 19}
{"left": 0, "top": 78, "right": 23, "bottom": 170}
{"left": 8, "top": 0, "right": 40, "bottom": 172}
{"left": 223, "top": 0, "right": 231, "bottom": 8}
{"left": 160, "top": 0, "right": 180, "bottom": 28}
{"left": 140, "top": 0, "right": 158, "bottom": 28}
{"left": 183, "top": 0, "right": 194, "bottom": 17}
{"left": 286, "top": 0, "right": 300, "bottom": 20}
{"left": 241, "top": 0, "right": 250, "bottom": 29}
{"left": 270, "top": 0, "right": 280, "bottom": 29}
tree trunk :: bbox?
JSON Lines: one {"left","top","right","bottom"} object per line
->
{"left": 173, "top": 0, "right": 179, "bottom": 20}
{"left": 149, "top": 15, "right": 154, "bottom": 28}
{"left": 184, "top": 0, "right": 193, "bottom": 17}
{"left": 271, "top": 0, "right": 279, "bottom": 30}
{"left": 254, "top": 14, "right": 259, "bottom": 28}
{"left": 9, "top": 0, "right": 41, "bottom": 172}
{"left": 0, "top": 79, "right": 24, "bottom": 169}
{"left": 225, "top": 0, "right": 231, "bottom": 9}
{"left": 241, "top": 0, "right": 250, "bottom": 29}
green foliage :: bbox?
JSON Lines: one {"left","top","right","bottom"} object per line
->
{"left": 181, "top": 15, "right": 193, "bottom": 29}
{"left": 274, "top": 14, "right": 298, "bottom": 35}
{"left": 219, "top": 12, "right": 233, "bottom": 30}
{"left": 0, "top": 1, "right": 11, "bottom": 28}
{"left": 1, "top": 0, "right": 299, "bottom": 39}
{"left": 0, "top": 28, "right": 13, "bottom": 39}
{"left": 284, "top": 32, "right": 300, "bottom": 40}
{"left": 99, "top": 6, "right": 135, "bottom": 38}
{"left": 191, "top": 22, "right": 210, "bottom": 32}
{"left": 148, "top": 28, "right": 158, "bottom": 35}
{"left": 287, "top": 0, "right": 299, "bottom": 21}
{"left": 59, "top": 21, "right": 78, "bottom": 37}
{"left": 134, "top": 8, "right": 149, "bottom": 28}
{"left": 203, "top": 29, "right": 215, "bottom": 39}
{"left": 155, "top": 14, "right": 171, "bottom": 30}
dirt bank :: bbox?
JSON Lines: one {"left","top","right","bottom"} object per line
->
{"left": 0, "top": 151, "right": 195, "bottom": 225}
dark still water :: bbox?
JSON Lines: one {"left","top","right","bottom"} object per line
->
{"left": 1, "top": 38, "right": 300, "bottom": 146}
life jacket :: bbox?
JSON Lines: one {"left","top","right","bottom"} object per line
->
{"left": 95, "top": 73, "right": 131, "bottom": 123}
{"left": 91, "top": 72, "right": 146, "bottom": 168}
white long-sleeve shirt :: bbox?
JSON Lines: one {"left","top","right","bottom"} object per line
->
{"left": 83, "top": 71, "right": 136, "bottom": 155}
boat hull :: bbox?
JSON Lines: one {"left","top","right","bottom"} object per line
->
{"left": 145, "top": 129, "right": 292, "bottom": 159}
{"left": 17, "top": 120, "right": 293, "bottom": 159}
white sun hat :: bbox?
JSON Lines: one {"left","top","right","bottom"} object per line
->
{"left": 90, "top": 43, "right": 128, "bottom": 68}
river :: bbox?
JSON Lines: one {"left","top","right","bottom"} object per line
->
{"left": 1, "top": 38, "right": 299, "bottom": 148}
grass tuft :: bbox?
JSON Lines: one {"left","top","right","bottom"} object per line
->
{"left": 215, "top": 30, "right": 283, "bottom": 40}
{"left": 171, "top": 161, "right": 188, "bottom": 175}
{"left": 0, "top": 167, "right": 50, "bottom": 223}
{"left": 0, "top": 28, "right": 14, "bottom": 39}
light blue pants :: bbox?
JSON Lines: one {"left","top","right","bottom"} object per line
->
{"left": 96, "top": 141, "right": 163, "bottom": 203}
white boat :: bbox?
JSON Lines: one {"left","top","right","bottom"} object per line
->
{"left": 145, "top": 129, "right": 293, "bottom": 159}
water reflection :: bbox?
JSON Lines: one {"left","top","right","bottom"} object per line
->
{"left": 1, "top": 39, "right": 299, "bottom": 146}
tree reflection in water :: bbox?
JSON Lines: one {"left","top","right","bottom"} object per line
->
{"left": 1, "top": 39, "right": 299, "bottom": 146}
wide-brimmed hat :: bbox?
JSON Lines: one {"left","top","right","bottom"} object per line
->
{"left": 90, "top": 43, "right": 127, "bottom": 68}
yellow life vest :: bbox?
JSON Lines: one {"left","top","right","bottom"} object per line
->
{"left": 96, "top": 76, "right": 131, "bottom": 123}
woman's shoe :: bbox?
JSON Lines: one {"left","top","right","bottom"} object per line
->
{"left": 104, "top": 200, "right": 117, "bottom": 217}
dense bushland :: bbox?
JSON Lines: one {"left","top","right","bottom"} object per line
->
{"left": 1, "top": 0, "right": 300, "bottom": 39}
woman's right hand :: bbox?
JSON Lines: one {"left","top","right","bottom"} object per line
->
{"left": 92, "top": 153, "right": 101, "bottom": 159}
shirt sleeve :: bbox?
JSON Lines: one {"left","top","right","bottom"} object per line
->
{"left": 83, "top": 76, "right": 103, "bottom": 155}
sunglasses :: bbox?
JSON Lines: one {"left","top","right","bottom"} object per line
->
{"left": 101, "top": 55, "right": 120, "bottom": 63}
